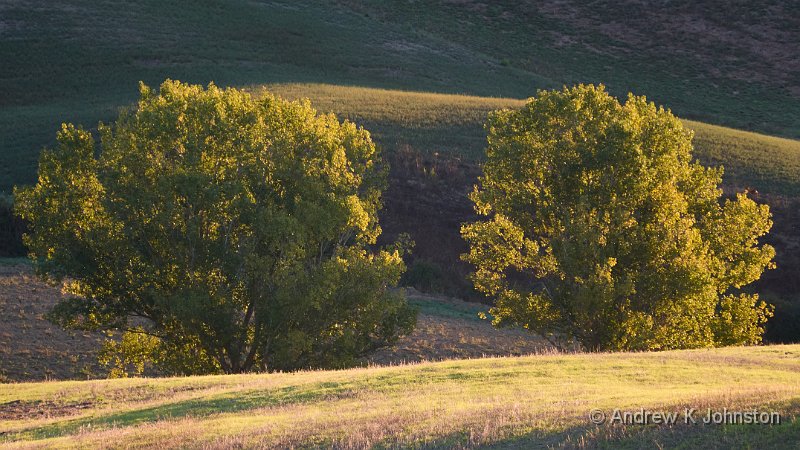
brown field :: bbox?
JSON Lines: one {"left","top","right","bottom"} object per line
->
{"left": 0, "top": 264, "right": 103, "bottom": 382}
{"left": 0, "top": 264, "right": 547, "bottom": 383}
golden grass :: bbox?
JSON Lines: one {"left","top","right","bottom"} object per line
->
{"left": 262, "top": 83, "right": 525, "bottom": 127}
{"left": 256, "top": 83, "right": 800, "bottom": 195}
{"left": 2, "top": 345, "right": 799, "bottom": 448}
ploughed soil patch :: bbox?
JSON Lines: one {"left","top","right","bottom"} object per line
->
{"left": 0, "top": 264, "right": 105, "bottom": 382}
{"left": 0, "top": 399, "right": 94, "bottom": 421}
{"left": 1, "top": 264, "right": 546, "bottom": 382}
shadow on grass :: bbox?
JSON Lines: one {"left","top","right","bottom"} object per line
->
{"left": 5, "top": 367, "right": 486, "bottom": 442}
{"left": 406, "top": 296, "right": 488, "bottom": 322}
{"left": 478, "top": 399, "right": 800, "bottom": 449}
{"left": 4, "top": 365, "right": 534, "bottom": 443}
{"left": 4, "top": 382, "right": 357, "bottom": 442}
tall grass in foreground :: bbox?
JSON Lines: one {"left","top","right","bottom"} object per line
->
{"left": 2, "top": 345, "right": 799, "bottom": 448}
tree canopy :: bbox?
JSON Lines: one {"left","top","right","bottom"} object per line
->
{"left": 15, "top": 80, "right": 415, "bottom": 374}
{"left": 462, "top": 84, "right": 775, "bottom": 351}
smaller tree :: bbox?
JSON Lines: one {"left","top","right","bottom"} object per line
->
{"left": 15, "top": 80, "right": 415, "bottom": 374}
{"left": 462, "top": 84, "right": 775, "bottom": 351}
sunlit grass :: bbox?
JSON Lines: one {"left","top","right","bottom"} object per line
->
{"left": 263, "top": 83, "right": 800, "bottom": 195}
{"left": 2, "top": 345, "right": 799, "bottom": 448}
{"left": 2, "top": 1, "right": 799, "bottom": 196}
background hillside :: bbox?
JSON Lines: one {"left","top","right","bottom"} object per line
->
{"left": 2, "top": 3, "right": 800, "bottom": 447}
{"left": 2, "top": 0, "right": 800, "bottom": 191}
{"left": 2, "top": 0, "right": 799, "bottom": 345}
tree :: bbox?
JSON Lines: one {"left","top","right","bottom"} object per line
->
{"left": 462, "top": 85, "right": 775, "bottom": 351}
{"left": 15, "top": 80, "right": 415, "bottom": 374}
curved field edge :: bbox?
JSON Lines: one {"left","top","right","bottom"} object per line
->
{"left": 264, "top": 83, "right": 800, "bottom": 196}
{"left": 4, "top": 82, "right": 800, "bottom": 198}
{"left": 1, "top": 344, "right": 799, "bottom": 448}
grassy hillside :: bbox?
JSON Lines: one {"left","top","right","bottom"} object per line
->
{"left": 2, "top": 345, "right": 799, "bottom": 448}
{"left": 266, "top": 83, "right": 800, "bottom": 196}
{"left": 2, "top": 0, "right": 799, "bottom": 193}
{"left": 0, "top": 0, "right": 543, "bottom": 191}
{"left": 342, "top": 1, "right": 800, "bottom": 137}
{"left": 6, "top": 79, "right": 800, "bottom": 196}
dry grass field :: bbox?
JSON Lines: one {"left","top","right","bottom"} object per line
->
{"left": 2, "top": 261, "right": 797, "bottom": 448}
{"left": 2, "top": 2, "right": 800, "bottom": 447}
{"left": 1, "top": 345, "right": 798, "bottom": 448}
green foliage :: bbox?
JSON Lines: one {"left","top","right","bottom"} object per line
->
{"left": 15, "top": 80, "right": 415, "bottom": 374}
{"left": 98, "top": 329, "right": 159, "bottom": 378}
{"left": 268, "top": 84, "right": 800, "bottom": 197}
{"left": 403, "top": 260, "right": 446, "bottom": 293}
{"left": 4, "top": 1, "right": 800, "bottom": 195}
{"left": 462, "top": 85, "right": 775, "bottom": 351}
{"left": 763, "top": 293, "right": 800, "bottom": 344}
{"left": 98, "top": 328, "right": 219, "bottom": 378}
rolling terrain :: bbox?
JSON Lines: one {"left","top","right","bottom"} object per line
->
{"left": 262, "top": 83, "right": 800, "bottom": 197}
{"left": 0, "top": 261, "right": 547, "bottom": 383}
{"left": 2, "top": 345, "right": 799, "bottom": 448}
{"left": 1, "top": 1, "right": 800, "bottom": 447}
{"left": 2, "top": 0, "right": 800, "bottom": 192}
{"left": 0, "top": 0, "right": 799, "bottom": 361}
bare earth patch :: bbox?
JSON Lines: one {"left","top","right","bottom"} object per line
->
{"left": 0, "top": 265, "right": 547, "bottom": 382}
{"left": 0, "top": 399, "right": 93, "bottom": 421}
{"left": 369, "top": 290, "right": 550, "bottom": 365}
{"left": 0, "top": 263, "right": 104, "bottom": 382}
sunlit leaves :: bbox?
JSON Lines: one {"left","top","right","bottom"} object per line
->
{"left": 463, "top": 85, "right": 774, "bottom": 351}
{"left": 16, "top": 80, "right": 414, "bottom": 374}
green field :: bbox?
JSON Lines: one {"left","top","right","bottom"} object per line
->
{"left": 266, "top": 83, "right": 800, "bottom": 196}
{"left": 3, "top": 0, "right": 800, "bottom": 194}
{"left": 2, "top": 345, "right": 799, "bottom": 448}
{"left": 3, "top": 2, "right": 800, "bottom": 447}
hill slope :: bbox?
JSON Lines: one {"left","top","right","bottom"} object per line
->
{"left": 0, "top": 262, "right": 547, "bottom": 382}
{"left": 2, "top": 345, "right": 799, "bottom": 448}
{"left": 265, "top": 83, "right": 800, "bottom": 196}
{"left": 2, "top": 0, "right": 799, "bottom": 191}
